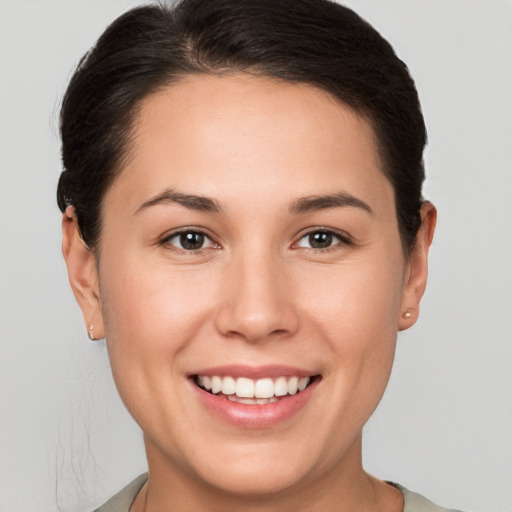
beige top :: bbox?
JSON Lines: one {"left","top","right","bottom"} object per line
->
{"left": 93, "top": 474, "right": 465, "bottom": 512}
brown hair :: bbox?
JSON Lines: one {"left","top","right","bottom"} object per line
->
{"left": 58, "top": 0, "right": 426, "bottom": 251}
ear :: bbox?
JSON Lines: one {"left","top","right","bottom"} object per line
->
{"left": 62, "top": 206, "right": 105, "bottom": 340}
{"left": 398, "top": 201, "right": 437, "bottom": 331}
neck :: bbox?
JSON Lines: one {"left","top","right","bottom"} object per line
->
{"left": 131, "top": 434, "right": 403, "bottom": 512}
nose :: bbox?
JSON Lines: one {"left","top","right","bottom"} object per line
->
{"left": 214, "top": 250, "right": 300, "bottom": 343}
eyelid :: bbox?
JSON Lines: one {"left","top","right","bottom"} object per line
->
{"left": 160, "top": 227, "right": 220, "bottom": 251}
{"left": 157, "top": 226, "right": 351, "bottom": 252}
{"left": 293, "top": 227, "right": 352, "bottom": 250}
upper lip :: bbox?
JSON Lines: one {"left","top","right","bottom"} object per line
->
{"left": 189, "top": 364, "right": 317, "bottom": 380}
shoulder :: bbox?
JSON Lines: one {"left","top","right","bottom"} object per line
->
{"left": 92, "top": 474, "right": 148, "bottom": 512}
{"left": 392, "top": 483, "right": 466, "bottom": 512}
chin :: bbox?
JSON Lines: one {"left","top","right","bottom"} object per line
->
{"left": 195, "top": 456, "right": 313, "bottom": 498}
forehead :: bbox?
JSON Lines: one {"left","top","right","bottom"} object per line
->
{"left": 112, "top": 74, "right": 393, "bottom": 215}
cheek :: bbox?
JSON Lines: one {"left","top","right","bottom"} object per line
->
{"left": 97, "top": 254, "right": 221, "bottom": 397}
{"left": 300, "top": 255, "right": 404, "bottom": 339}
{"left": 100, "top": 257, "right": 219, "bottom": 348}
{"left": 298, "top": 256, "right": 404, "bottom": 398}
{"left": 98, "top": 256, "right": 225, "bottom": 434}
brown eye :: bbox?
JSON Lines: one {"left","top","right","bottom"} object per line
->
{"left": 180, "top": 232, "right": 205, "bottom": 250}
{"left": 166, "top": 231, "right": 215, "bottom": 251}
{"left": 296, "top": 230, "right": 347, "bottom": 250}
{"left": 308, "top": 232, "right": 334, "bottom": 249}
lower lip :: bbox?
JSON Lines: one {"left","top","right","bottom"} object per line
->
{"left": 191, "top": 379, "right": 319, "bottom": 428}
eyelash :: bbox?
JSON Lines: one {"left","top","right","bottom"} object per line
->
{"left": 160, "top": 228, "right": 351, "bottom": 253}
{"left": 294, "top": 228, "right": 351, "bottom": 252}
{"left": 160, "top": 229, "right": 219, "bottom": 253}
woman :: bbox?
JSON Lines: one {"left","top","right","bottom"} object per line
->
{"left": 58, "top": 0, "right": 460, "bottom": 510}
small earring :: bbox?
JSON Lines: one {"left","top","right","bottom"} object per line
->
{"left": 88, "top": 324, "right": 95, "bottom": 341}
{"left": 403, "top": 311, "right": 412, "bottom": 319}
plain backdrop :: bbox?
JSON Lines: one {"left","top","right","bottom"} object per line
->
{"left": 1, "top": 1, "right": 511, "bottom": 511}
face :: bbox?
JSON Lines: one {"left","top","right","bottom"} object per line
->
{"left": 64, "top": 74, "right": 433, "bottom": 500}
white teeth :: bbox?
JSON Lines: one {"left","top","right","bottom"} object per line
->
{"left": 239, "top": 397, "right": 256, "bottom": 405}
{"left": 254, "top": 378, "right": 274, "bottom": 398}
{"left": 287, "top": 376, "right": 299, "bottom": 395}
{"left": 298, "top": 376, "right": 309, "bottom": 391}
{"left": 197, "top": 375, "right": 312, "bottom": 401}
{"left": 226, "top": 396, "right": 280, "bottom": 405}
{"left": 221, "top": 376, "right": 236, "bottom": 395}
{"left": 211, "top": 376, "right": 222, "bottom": 394}
{"left": 274, "top": 376, "right": 288, "bottom": 396}
{"left": 236, "top": 377, "right": 255, "bottom": 398}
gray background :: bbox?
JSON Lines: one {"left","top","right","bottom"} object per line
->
{"left": 1, "top": 1, "right": 511, "bottom": 511}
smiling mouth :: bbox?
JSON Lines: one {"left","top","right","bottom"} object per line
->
{"left": 193, "top": 374, "right": 318, "bottom": 405}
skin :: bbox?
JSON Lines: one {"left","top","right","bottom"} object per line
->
{"left": 62, "top": 74, "right": 436, "bottom": 511}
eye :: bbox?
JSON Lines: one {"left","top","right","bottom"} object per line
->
{"left": 295, "top": 229, "right": 348, "bottom": 250}
{"left": 164, "top": 230, "right": 217, "bottom": 251}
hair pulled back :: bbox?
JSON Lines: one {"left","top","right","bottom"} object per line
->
{"left": 58, "top": 0, "right": 427, "bottom": 251}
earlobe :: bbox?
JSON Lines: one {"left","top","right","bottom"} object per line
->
{"left": 398, "top": 201, "right": 437, "bottom": 331}
{"left": 62, "top": 207, "right": 105, "bottom": 340}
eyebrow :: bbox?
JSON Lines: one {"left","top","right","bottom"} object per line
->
{"left": 135, "top": 188, "right": 373, "bottom": 216}
{"left": 289, "top": 192, "right": 374, "bottom": 215}
{"left": 135, "top": 189, "right": 223, "bottom": 214}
